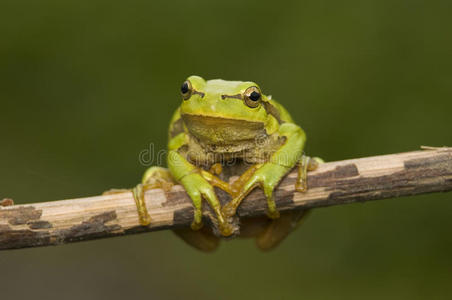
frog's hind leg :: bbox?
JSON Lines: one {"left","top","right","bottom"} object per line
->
{"left": 255, "top": 210, "right": 310, "bottom": 251}
{"left": 172, "top": 163, "right": 226, "bottom": 251}
{"left": 173, "top": 226, "right": 220, "bottom": 252}
{"left": 143, "top": 167, "right": 222, "bottom": 251}
{"left": 256, "top": 155, "right": 323, "bottom": 250}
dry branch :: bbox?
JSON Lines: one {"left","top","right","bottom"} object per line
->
{"left": 1, "top": 148, "right": 451, "bottom": 250}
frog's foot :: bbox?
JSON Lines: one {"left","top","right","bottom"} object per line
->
{"left": 222, "top": 201, "right": 239, "bottom": 219}
{"left": 128, "top": 167, "right": 175, "bottom": 226}
{"left": 295, "top": 155, "right": 324, "bottom": 192}
{"left": 181, "top": 171, "right": 235, "bottom": 237}
{"left": 209, "top": 163, "right": 223, "bottom": 176}
{"left": 132, "top": 184, "right": 152, "bottom": 226}
{"left": 173, "top": 226, "right": 220, "bottom": 252}
{"left": 0, "top": 198, "right": 14, "bottom": 207}
{"left": 103, "top": 185, "right": 152, "bottom": 226}
{"left": 191, "top": 203, "right": 234, "bottom": 237}
{"left": 217, "top": 219, "right": 235, "bottom": 237}
{"left": 222, "top": 163, "right": 288, "bottom": 220}
{"left": 222, "top": 164, "right": 262, "bottom": 217}
{"left": 229, "top": 164, "right": 262, "bottom": 197}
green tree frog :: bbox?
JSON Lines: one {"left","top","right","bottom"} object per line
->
{"left": 133, "top": 75, "right": 320, "bottom": 251}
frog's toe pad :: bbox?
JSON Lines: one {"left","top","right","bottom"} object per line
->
{"left": 139, "top": 215, "right": 152, "bottom": 226}
{"left": 219, "top": 221, "right": 235, "bottom": 237}
{"left": 295, "top": 182, "right": 308, "bottom": 192}
{"left": 102, "top": 188, "right": 130, "bottom": 195}
{"left": 190, "top": 220, "right": 204, "bottom": 231}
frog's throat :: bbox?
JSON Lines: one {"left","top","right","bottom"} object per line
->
{"left": 181, "top": 114, "right": 267, "bottom": 150}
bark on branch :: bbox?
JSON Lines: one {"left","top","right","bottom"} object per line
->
{"left": 1, "top": 148, "right": 451, "bottom": 250}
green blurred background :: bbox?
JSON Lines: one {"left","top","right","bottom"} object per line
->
{"left": 1, "top": 0, "right": 451, "bottom": 299}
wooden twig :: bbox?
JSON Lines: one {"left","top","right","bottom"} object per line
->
{"left": 1, "top": 148, "right": 451, "bottom": 250}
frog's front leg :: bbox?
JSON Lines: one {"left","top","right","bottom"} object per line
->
{"left": 133, "top": 166, "right": 222, "bottom": 251}
{"left": 222, "top": 123, "right": 306, "bottom": 219}
{"left": 222, "top": 163, "right": 290, "bottom": 219}
{"left": 296, "top": 155, "right": 324, "bottom": 192}
{"left": 103, "top": 166, "right": 173, "bottom": 226}
{"left": 168, "top": 149, "right": 234, "bottom": 236}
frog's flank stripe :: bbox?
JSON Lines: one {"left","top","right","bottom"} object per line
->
{"left": 263, "top": 101, "right": 283, "bottom": 124}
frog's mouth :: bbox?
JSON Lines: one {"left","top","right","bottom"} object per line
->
{"left": 181, "top": 114, "right": 266, "bottom": 151}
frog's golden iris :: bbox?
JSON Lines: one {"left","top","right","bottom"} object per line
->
{"left": 243, "top": 86, "right": 261, "bottom": 108}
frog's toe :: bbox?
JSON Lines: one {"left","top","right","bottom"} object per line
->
{"left": 266, "top": 209, "right": 280, "bottom": 220}
{"left": 308, "top": 156, "right": 324, "bottom": 171}
{"left": 222, "top": 201, "right": 237, "bottom": 218}
{"left": 296, "top": 155, "right": 323, "bottom": 193}
{"left": 104, "top": 186, "right": 152, "bottom": 226}
{"left": 132, "top": 184, "right": 152, "bottom": 226}
{"left": 295, "top": 181, "right": 307, "bottom": 192}
{"left": 190, "top": 220, "right": 204, "bottom": 231}
{"left": 217, "top": 218, "right": 235, "bottom": 236}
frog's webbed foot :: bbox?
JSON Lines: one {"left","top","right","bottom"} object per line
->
{"left": 221, "top": 164, "right": 261, "bottom": 217}
{"left": 295, "top": 155, "right": 324, "bottom": 192}
{"left": 255, "top": 209, "right": 311, "bottom": 251}
{"left": 173, "top": 226, "right": 220, "bottom": 252}
{"left": 229, "top": 164, "right": 262, "bottom": 197}
{"left": 222, "top": 163, "right": 286, "bottom": 220}
{"left": 132, "top": 184, "right": 152, "bottom": 226}
{"left": 135, "top": 167, "right": 175, "bottom": 225}
{"left": 180, "top": 170, "right": 235, "bottom": 237}
{"left": 250, "top": 155, "right": 323, "bottom": 251}
{"left": 104, "top": 167, "right": 174, "bottom": 226}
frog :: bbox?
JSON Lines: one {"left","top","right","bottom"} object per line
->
{"left": 132, "top": 75, "right": 321, "bottom": 251}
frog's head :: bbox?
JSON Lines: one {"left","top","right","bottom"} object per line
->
{"left": 179, "top": 75, "right": 278, "bottom": 149}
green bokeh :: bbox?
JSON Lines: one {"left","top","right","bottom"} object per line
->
{"left": 1, "top": 1, "right": 451, "bottom": 299}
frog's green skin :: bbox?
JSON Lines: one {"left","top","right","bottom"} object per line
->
{"left": 169, "top": 75, "right": 306, "bottom": 233}
{"left": 137, "top": 75, "right": 315, "bottom": 250}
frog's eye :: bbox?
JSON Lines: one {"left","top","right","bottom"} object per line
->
{"left": 243, "top": 86, "right": 261, "bottom": 108}
{"left": 181, "top": 80, "right": 193, "bottom": 100}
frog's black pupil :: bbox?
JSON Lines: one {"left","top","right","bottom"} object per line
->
{"left": 181, "top": 82, "right": 189, "bottom": 94}
{"left": 249, "top": 91, "right": 260, "bottom": 101}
